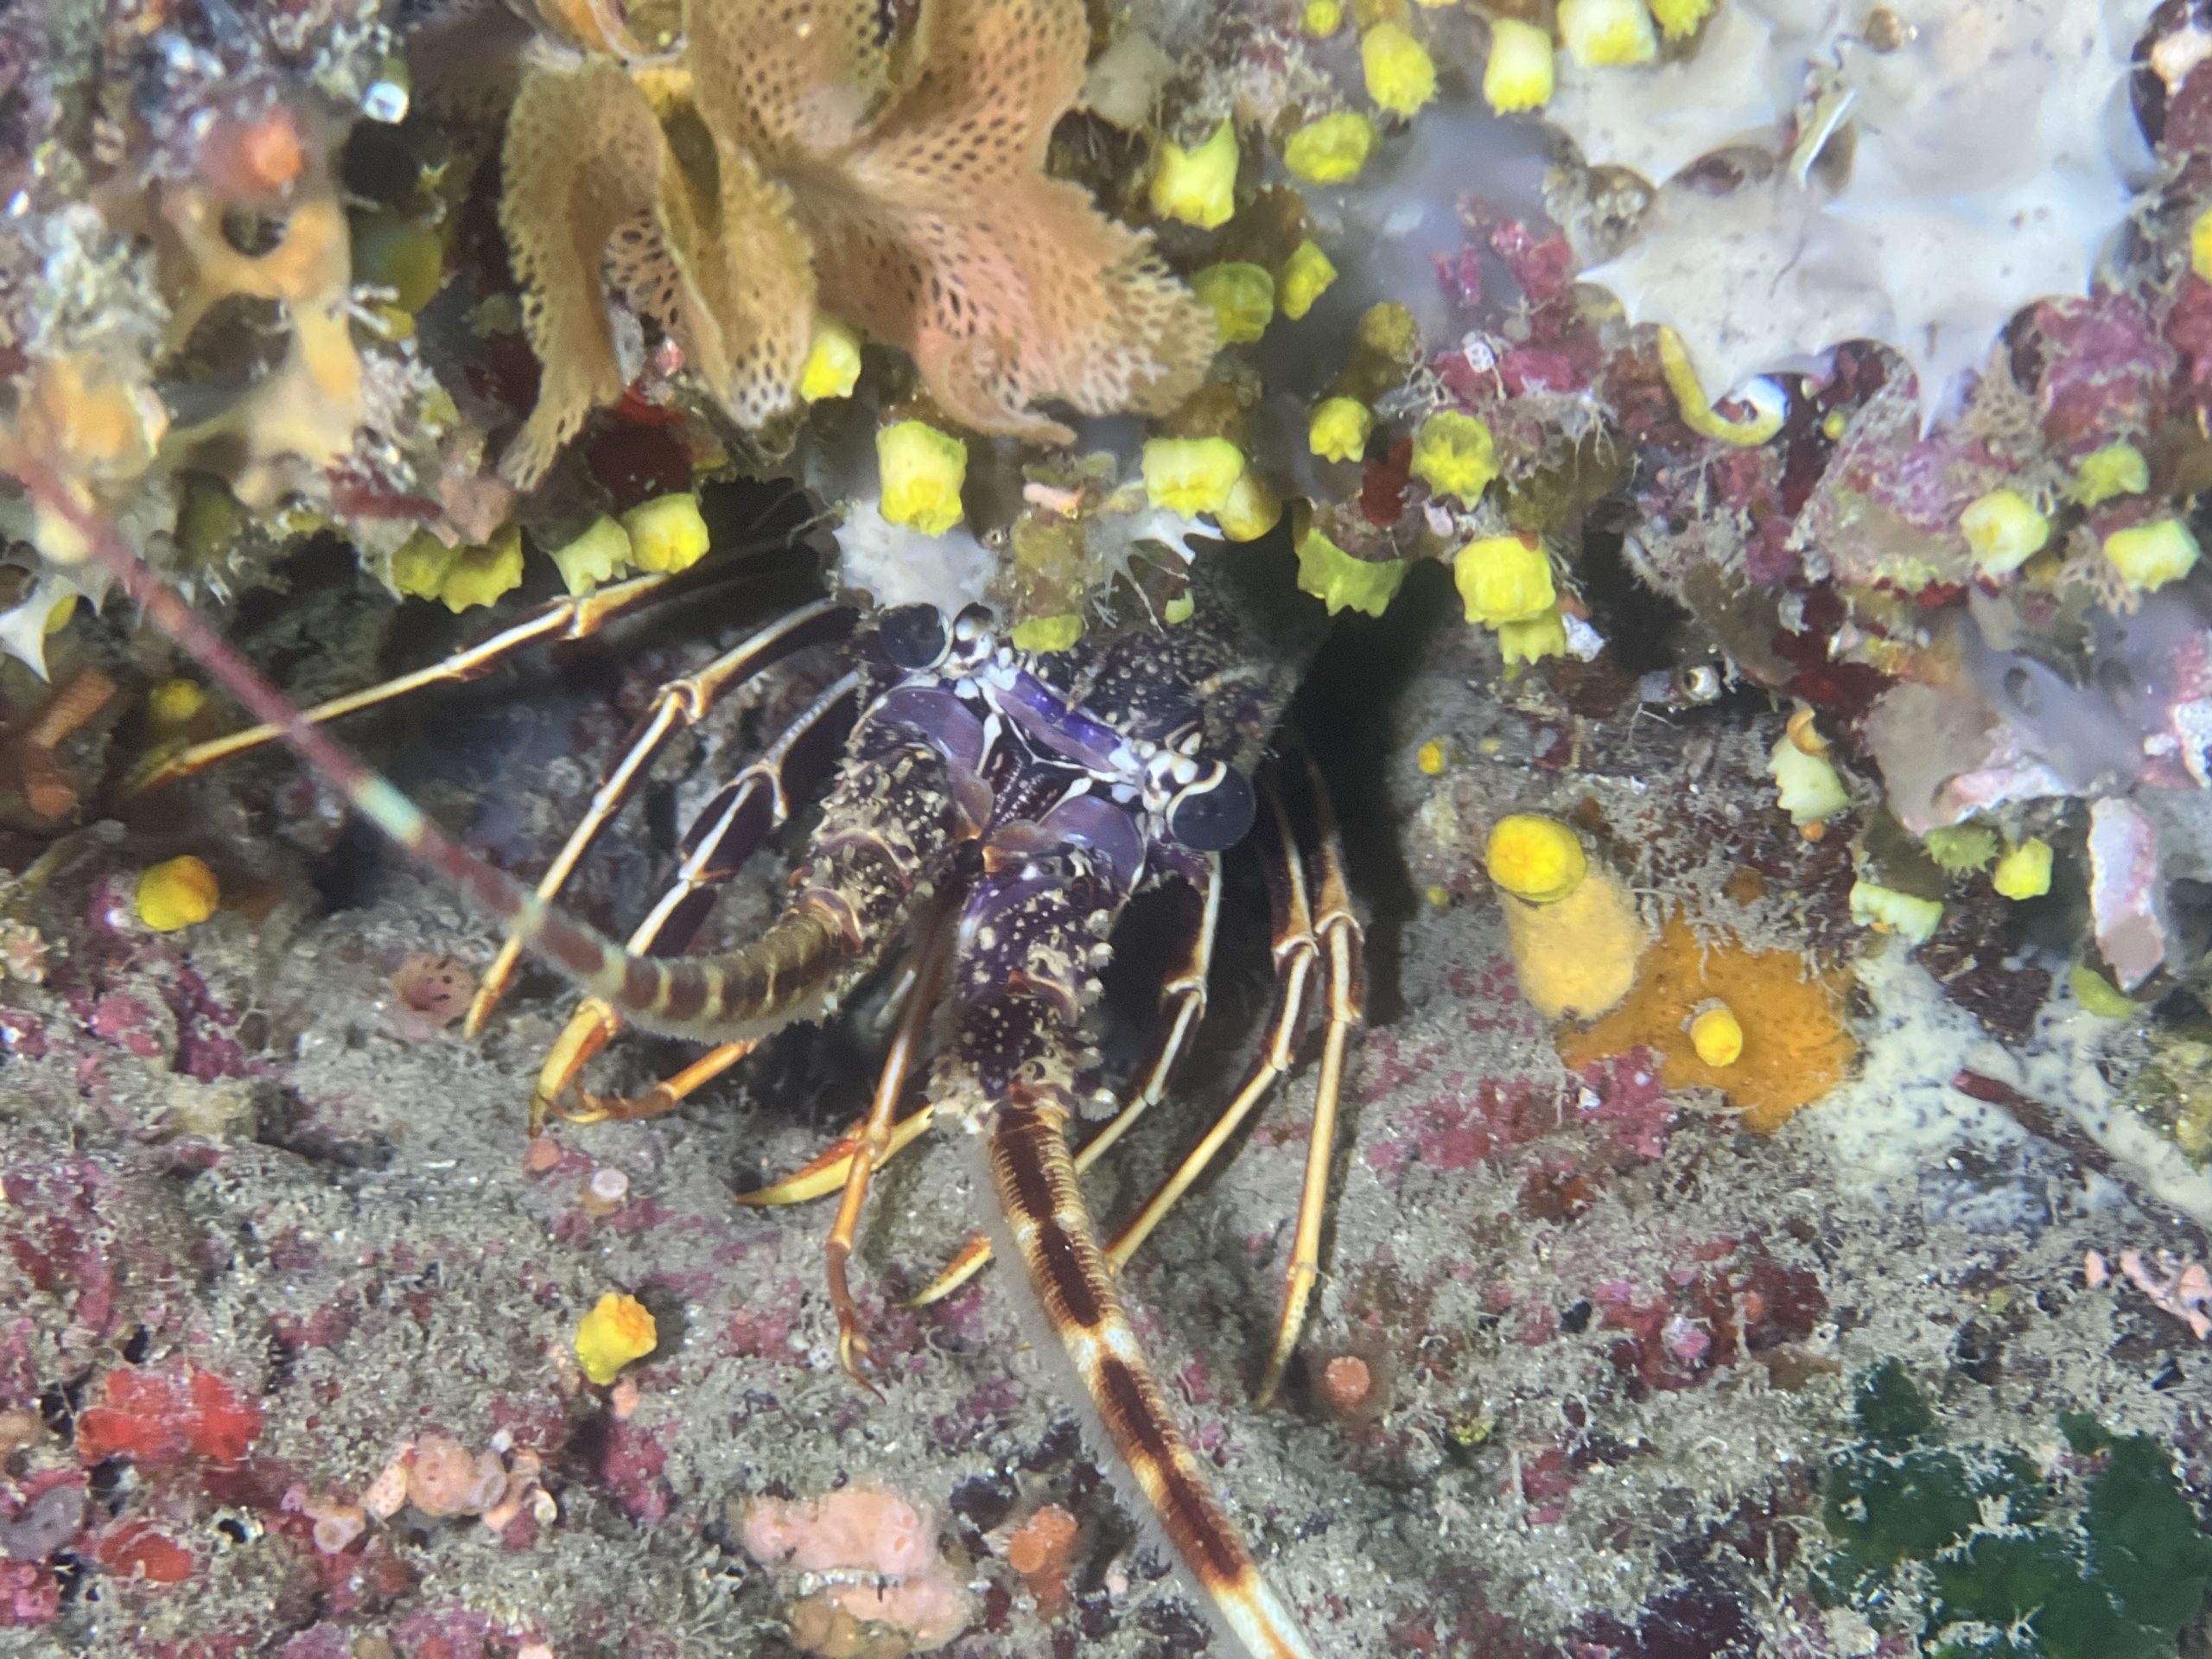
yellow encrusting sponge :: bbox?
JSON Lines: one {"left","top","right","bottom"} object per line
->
{"left": 1558, "top": 0, "right": 1657, "bottom": 67}
{"left": 1361, "top": 23, "right": 1438, "bottom": 118}
{"left": 1485, "top": 813, "right": 1587, "bottom": 904}
{"left": 137, "top": 855, "right": 220, "bottom": 932}
{"left": 1149, "top": 120, "right": 1239, "bottom": 231}
{"left": 878, "top": 423, "right": 969, "bottom": 537}
{"left": 1284, "top": 111, "right": 1379, "bottom": 184}
{"left": 1484, "top": 18, "right": 1555, "bottom": 113}
{"left": 575, "top": 1292, "right": 658, "bottom": 1385}
{"left": 1455, "top": 536, "right": 1555, "bottom": 626}
{"left": 621, "top": 493, "right": 712, "bottom": 574}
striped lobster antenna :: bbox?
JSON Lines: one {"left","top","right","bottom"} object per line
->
{"left": 18, "top": 462, "right": 949, "bottom": 1051}
{"left": 929, "top": 789, "right": 1319, "bottom": 1659}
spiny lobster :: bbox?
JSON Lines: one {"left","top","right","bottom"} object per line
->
{"left": 63, "top": 476, "right": 1363, "bottom": 1659}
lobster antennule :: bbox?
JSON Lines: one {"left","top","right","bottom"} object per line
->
{"left": 36, "top": 474, "right": 883, "bottom": 1046}
{"left": 984, "top": 1095, "right": 1317, "bottom": 1659}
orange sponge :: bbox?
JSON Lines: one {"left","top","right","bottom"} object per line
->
{"left": 1559, "top": 915, "right": 1854, "bottom": 1132}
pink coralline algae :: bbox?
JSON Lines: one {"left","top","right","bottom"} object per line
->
{"left": 1590, "top": 1241, "right": 1827, "bottom": 1399}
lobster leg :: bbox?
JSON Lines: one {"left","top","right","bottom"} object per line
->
{"left": 1105, "top": 777, "right": 1319, "bottom": 1274}
{"left": 1256, "top": 757, "right": 1364, "bottom": 1407}
{"left": 524, "top": 671, "right": 862, "bottom": 1130}
{"left": 468, "top": 597, "right": 856, "bottom": 1033}
{"left": 125, "top": 554, "right": 797, "bottom": 796}
{"left": 823, "top": 913, "right": 953, "bottom": 1386}
{"left": 906, "top": 863, "right": 1220, "bottom": 1307}
{"left": 50, "top": 488, "right": 958, "bottom": 1051}
{"left": 734, "top": 1102, "right": 936, "bottom": 1206}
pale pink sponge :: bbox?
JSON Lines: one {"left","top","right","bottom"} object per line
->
{"left": 740, "top": 1486, "right": 974, "bottom": 1656}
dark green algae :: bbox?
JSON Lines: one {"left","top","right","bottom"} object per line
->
{"left": 1815, "top": 1360, "right": 2212, "bottom": 1657}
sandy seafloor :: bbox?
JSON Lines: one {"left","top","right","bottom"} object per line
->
{"left": 5, "top": 550, "right": 2212, "bottom": 1659}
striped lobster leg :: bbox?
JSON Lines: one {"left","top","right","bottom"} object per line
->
{"left": 53, "top": 484, "right": 959, "bottom": 1052}
{"left": 529, "top": 669, "right": 862, "bottom": 1131}
{"left": 1098, "top": 760, "right": 1364, "bottom": 1404}
{"left": 1256, "top": 756, "right": 1364, "bottom": 1407}
{"left": 467, "top": 594, "right": 857, "bottom": 1035}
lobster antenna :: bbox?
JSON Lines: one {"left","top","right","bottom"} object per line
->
{"left": 13, "top": 459, "right": 701, "bottom": 1017}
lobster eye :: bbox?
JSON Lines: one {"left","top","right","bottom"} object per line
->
{"left": 879, "top": 604, "right": 949, "bottom": 671}
{"left": 1166, "top": 766, "right": 1255, "bottom": 852}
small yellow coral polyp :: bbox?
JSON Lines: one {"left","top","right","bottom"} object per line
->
{"left": 1410, "top": 411, "right": 1498, "bottom": 504}
{"left": 877, "top": 423, "right": 969, "bottom": 537}
{"left": 1558, "top": 916, "right": 1857, "bottom": 1132}
{"left": 1149, "top": 121, "right": 1239, "bottom": 231}
{"left": 1294, "top": 525, "right": 1408, "bottom": 617}
{"left": 1558, "top": 0, "right": 1657, "bottom": 66}
{"left": 137, "top": 855, "right": 220, "bottom": 932}
{"left": 147, "top": 679, "right": 206, "bottom": 736}
{"left": 1362, "top": 22, "right": 1438, "bottom": 117}
{"left": 2103, "top": 518, "right": 2201, "bottom": 590}
{"left": 1454, "top": 536, "right": 1554, "bottom": 626}
{"left": 1011, "top": 613, "right": 1083, "bottom": 652}
{"left": 439, "top": 527, "right": 529, "bottom": 613}
{"left": 1649, "top": 0, "right": 1715, "bottom": 37}
{"left": 1484, "top": 18, "right": 1555, "bottom": 113}
{"left": 1417, "top": 739, "right": 1447, "bottom": 775}
{"left": 2194, "top": 207, "right": 2212, "bottom": 283}
{"left": 1993, "top": 836, "right": 2054, "bottom": 900}
{"left": 2070, "top": 442, "right": 2149, "bottom": 506}
{"left": 1767, "top": 735, "right": 1849, "bottom": 827}
{"left": 1923, "top": 823, "right": 1998, "bottom": 876}
{"left": 548, "top": 516, "right": 635, "bottom": 597}
{"left": 1276, "top": 239, "right": 1338, "bottom": 321}
{"left": 1309, "top": 397, "right": 1374, "bottom": 463}
{"left": 1849, "top": 880, "right": 1942, "bottom": 944}
{"left": 622, "top": 493, "right": 712, "bottom": 573}
{"left": 1960, "top": 487, "right": 2050, "bottom": 576}
{"left": 1141, "top": 437, "right": 1246, "bottom": 517}
{"left": 2070, "top": 963, "right": 2139, "bottom": 1018}
{"left": 1190, "top": 262, "right": 1274, "bottom": 345}
{"left": 1498, "top": 607, "right": 1568, "bottom": 668}
{"left": 1486, "top": 813, "right": 1586, "bottom": 904}
{"left": 1302, "top": 0, "right": 1343, "bottom": 34}
{"left": 1213, "top": 469, "right": 1282, "bottom": 541}
{"left": 1284, "top": 111, "right": 1379, "bottom": 184}
{"left": 391, "top": 529, "right": 460, "bottom": 604}
{"left": 575, "top": 1292, "right": 657, "bottom": 1385}
{"left": 392, "top": 527, "right": 526, "bottom": 614}
{"left": 799, "top": 316, "right": 864, "bottom": 403}
{"left": 1689, "top": 1004, "right": 1743, "bottom": 1068}
{"left": 1499, "top": 869, "right": 1643, "bottom": 1020}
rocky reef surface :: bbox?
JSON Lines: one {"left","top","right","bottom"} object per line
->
{"left": 11, "top": 1, "right": 2212, "bottom": 1656}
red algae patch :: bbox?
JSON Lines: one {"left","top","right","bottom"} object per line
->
{"left": 1558, "top": 915, "right": 1855, "bottom": 1132}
